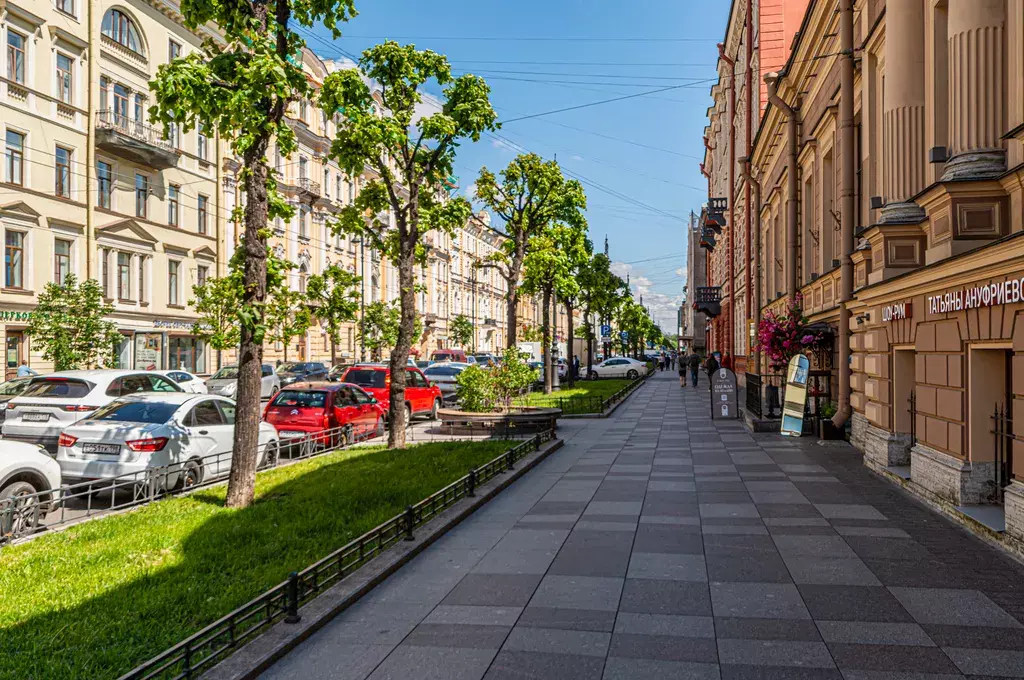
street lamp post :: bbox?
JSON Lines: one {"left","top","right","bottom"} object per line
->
{"left": 358, "top": 236, "right": 365, "bottom": 362}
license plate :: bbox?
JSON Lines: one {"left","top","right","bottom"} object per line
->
{"left": 280, "top": 431, "right": 306, "bottom": 439}
{"left": 82, "top": 443, "right": 121, "bottom": 454}
{"left": 23, "top": 412, "right": 50, "bottom": 422}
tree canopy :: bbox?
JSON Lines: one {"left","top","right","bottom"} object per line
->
{"left": 27, "top": 275, "right": 120, "bottom": 371}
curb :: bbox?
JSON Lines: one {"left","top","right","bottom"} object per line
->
{"left": 202, "top": 436, "right": 565, "bottom": 680}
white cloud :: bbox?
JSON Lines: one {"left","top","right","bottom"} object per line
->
{"left": 675, "top": 267, "right": 686, "bottom": 277}
{"left": 569, "top": 154, "right": 584, "bottom": 162}
{"left": 464, "top": 182, "right": 478, "bottom": 201}
{"left": 413, "top": 91, "right": 444, "bottom": 127}
{"left": 491, "top": 137, "right": 519, "bottom": 154}
{"left": 609, "top": 261, "right": 632, "bottom": 279}
{"left": 609, "top": 260, "right": 685, "bottom": 332}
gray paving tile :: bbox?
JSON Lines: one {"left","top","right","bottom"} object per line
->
{"left": 442, "top": 573, "right": 542, "bottom": 607}
{"left": 942, "top": 646, "right": 1024, "bottom": 677}
{"left": 261, "top": 641, "right": 393, "bottom": 680}
{"left": 614, "top": 613, "right": 716, "bottom": 638}
{"left": 833, "top": 526, "right": 911, "bottom": 539}
{"left": 714, "top": 617, "right": 822, "bottom": 642}
{"left": 484, "top": 650, "right": 605, "bottom": 680}
{"left": 602, "top": 657, "right": 722, "bottom": 680}
{"left": 716, "top": 639, "right": 836, "bottom": 668}
{"left": 609, "top": 633, "right": 719, "bottom": 663}
{"left": 719, "top": 666, "right": 842, "bottom": 679}
{"left": 633, "top": 523, "right": 706, "bottom": 555}
{"left": 814, "top": 505, "right": 888, "bottom": 520}
{"left": 516, "top": 606, "right": 617, "bottom": 632}
{"left": 889, "top": 587, "right": 1023, "bottom": 627}
{"left": 815, "top": 621, "right": 934, "bottom": 646}
{"left": 403, "top": 623, "right": 511, "bottom": 649}
{"left": 921, "top": 622, "right": 1024, "bottom": 649}
{"left": 368, "top": 646, "right": 497, "bottom": 680}
{"left": 502, "top": 625, "right": 610, "bottom": 657}
{"left": 826, "top": 644, "right": 961, "bottom": 674}
{"left": 710, "top": 582, "right": 810, "bottom": 619}
{"left": 530, "top": 575, "right": 624, "bottom": 611}
{"left": 585, "top": 500, "right": 643, "bottom": 516}
{"left": 799, "top": 585, "right": 913, "bottom": 622}
{"left": 837, "top": 672, "right": 962, "bottom": 680}
{"left": 627, "top": 552, "right": 708, "bottom": 581}
{"left": 706, "top": 554, "right": 793, "bottom": 583}
{"left": 574, "top": 520, "right": 638, "bottom": 532}
{"left": 621, "top": 579, "right": 713, "bottom": 616}
{"left": 702, "top": 533, "right": 780, "bottom": 557}
{"left": 423, "top": 606, "right": 523, "bottom": 627}
{"left": 700, "top": 503, "right": 761, "bottom": 518}
{"left": 783, "top": 556, "right": 882, "bottom": 586}
{"left": 773, "top": 534, "right": 858, "bottom": 558}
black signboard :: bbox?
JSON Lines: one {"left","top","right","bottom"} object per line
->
{"left": 711, "top": 367, "right": 739, "bottom": 420}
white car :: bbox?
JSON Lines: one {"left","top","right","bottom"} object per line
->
{"left": 588, "top": 357, "right": 647, "bottom": 379}
{"left": 157, "top": 370, "right": 208, "bottom": 394}
{"left": 206, "top": 364, "right": 280, "bottom": 400}
{"left": 3, "top": 371, "right": 183, "bottom": 453}
{"left": 56, "top": 393, "right": 279, "bottom": 489}
{"left": 1, "top": 440, "right": 63, "bottom": 536}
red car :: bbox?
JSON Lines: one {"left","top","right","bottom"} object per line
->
{"left": 262, "top": 382, "right": 386, "bottom": 445}
{"left": 339, "top": 364, "right": 443, "bottom": 422}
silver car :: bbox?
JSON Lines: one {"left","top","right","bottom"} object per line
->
{"left": 206, "top": 364, "right": 280, "bottom": 399}
{"left": 423, "top": 363, "right": 469, "bottom": 404}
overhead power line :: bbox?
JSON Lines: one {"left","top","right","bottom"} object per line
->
{"left": 340, "top": 34, "right": 719, "bottom": 43}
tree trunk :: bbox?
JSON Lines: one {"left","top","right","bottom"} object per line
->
{"left": 541, "top": 284, "right": 552, "bottom": 394}
{"left": 330, "top": 328, "right": 336, "bottom": 366}
{"left": 585, "top": 308, "right": 594, "bottom": 379}
{"left": 282, "top": 337, "right": 288, "bottom": 363}
{"left": 387, "top": 227, "right": 416, "bottom": 449}
{"left": 505, "top": 245, "right": 525, "bottom": 349}
{"left": 565, "top": 297, "right": 575, "bottom": 387}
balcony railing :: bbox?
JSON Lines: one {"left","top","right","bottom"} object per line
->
{"left": 694, "top": 286, "right": 722, "bottom": 318}
{"left": 297, "top": 177, "right": 321, "bottom": 198}
{"left": 95, "top": 110, "right": 179, "bottom": 169}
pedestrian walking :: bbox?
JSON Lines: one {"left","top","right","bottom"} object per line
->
{"left": 678, "top": 354, "right": 687, "bottom": 387}
{"left": 660, "top": 354, "right": 667, "bottom": 371}
{"left": 573, "top": 355, "right": 581, "bottom": 380}
{"left": 688, "top": 352, "right": 701, "bottom": 387}
{"left": 705, "top": 353, "right": 719, "bottom": 390}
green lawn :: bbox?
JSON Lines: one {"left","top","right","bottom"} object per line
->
{"left": 0, "top": 440, "right": 512, "bottom": 680}
{"left": 516, "top": 378, "right": 637, "bottom": 412}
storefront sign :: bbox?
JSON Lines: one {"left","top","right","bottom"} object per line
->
{"left": 928, "top": 276, "right": 1024, "bottom": 314}
{"left": 780, "top": 354, "right": 810, "bottom": 437}
{"left": 153, "top": 319, "right": 195, "bottom": 330}
{"left": 882, "top": 302, "right": 911, "bottom": 322}
{"left": 710, "top": 368, "right": 738, "bottom": 420}
{"left": 0, "top": 311, "right": 32, "bottom": 321}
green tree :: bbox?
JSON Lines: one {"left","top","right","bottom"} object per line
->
{"left": 557, "top": 238, "right": 593, "bottom": 387}
{"left": 578, "top": 253, "right": 625, "bottom": 376}
{"left": 190, "top": 271, "right": 242, "bottom": 372}
{"left": 474, "top": 154, "right": 587, "bottom": 348}
{"left": 320, "top": 42, "right": 497, "bottom": 448}
{"left": 450, "top": 314, "right": 473, "bottom": 349}
{"left": 490, "top": 347, "right": 536, "bottom": 410}
{"left": 26, "top": 274, "right": 120, "bottom": 371}
{"left": 148, "top": 0, "right": 357, "bottom": 508}
{"left": 358, "top": 301, "right": 423, "bottom": 362}
{"left": 306, "top": 264, "right": 361, "bottom": 366}
{"left": 521, "top": 223, "right": 589, "bottom": 394}
{"left": 265, "top": 284, "right": 312, "bottom": 363}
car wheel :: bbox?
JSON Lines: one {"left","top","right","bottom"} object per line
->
{"left": 405, "top": 404, "right": 413, "bottom": 425}
{"left": 174, "top": 460, "right": 203, "bottom": 491}
{"left": 0, "top": 480, "right": 45, "bottom": 536}
{"left": 588, "top": 371, "right": 598, "bottom": 380}
{"left": 375, "top": 416, "right": 385, "bottom": 438}
{"left": 429, "top": 398, "right": 441, "bottom": 420}
{"left": 626, "top": 369, "right": 639, "bottom": 379}
{"left": 261, "top": 441, "right": 280, "bottom": 468}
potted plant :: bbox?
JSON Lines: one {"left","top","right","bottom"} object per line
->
{"left": 818, "top": 401, "right": 843, "bottom": 440}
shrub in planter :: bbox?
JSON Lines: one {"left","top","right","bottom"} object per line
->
{"left": 490, "top": 348, "right": 536, "bottom": 410}
{"left": 455, "top": 365, "right": 496, "bottom": 413}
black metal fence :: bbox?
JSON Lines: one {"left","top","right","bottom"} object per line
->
{"left": 908, "top": 391, "right": 917, "bottom": 445}
{"left": 992, "top": 403, "right": 1016, "bottom": 503}
{"left": 518, "top": 373, "right": 648, "bottom": 415}
{"left": 118, "top": 430, "right": 555, "bottom": 680}
{"left": 745, "top": 373, "right": 763, "bottom": 418}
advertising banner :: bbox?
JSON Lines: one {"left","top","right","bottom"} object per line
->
{"left": 710, "top": 367, "right": 739, "bottom": 420}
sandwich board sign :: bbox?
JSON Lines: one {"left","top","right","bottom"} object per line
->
{"left": 780, "top": 354, "right": 810, "bottom": 437}
{"left": 710, "top": 367, "right": 738, "bottom": 420}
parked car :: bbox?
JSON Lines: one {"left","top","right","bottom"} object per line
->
{"left": 528, "top": 361, "right": 544, "bottom": 384}
{"left": 156, "top": 370, "right": 208, "bottom": 394}
{"left": 56, "top": 393, "right": 279, "bottom": 489}
{"left": 262, "top": 382, "right": 385, "bottom": 446}
{"left": 276, "top": 362, "right": 329, "bottom": 388}
{"left": 3, "top": 371, "right": 183, "bottom": 453}
{"left": 430, "top": 349, "right": 467, "bottom": 363}
{"left": 473, "top": 353, "right": 499, "bottom": 367}
{"left": 415, "top": 360, "right": 434, "bottom": 370}
{"left": 337, "top": 364, "right": 444, "bottom": 422}
{"left": 327, "top": 364, "right": 352, "bottom": 382}
{"left": 206, "top": 364, "right": 280, "bottom": 399}
{"left": 0, "top": 377, "right": 34, "bottom": 427}
{"left": 588, "top": 357, "right": 647, "bottom": 380}
{"left": 0, "top": 440, "right": 62, "bottom": 535}
{"left": 423, "top": 363, "right": 470, "bottom": 403}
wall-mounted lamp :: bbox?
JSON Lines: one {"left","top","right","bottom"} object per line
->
{"left": 929, "top": 146, "right": 949, "bottom": 164}
{"left": 856, "top": 313, "right": 870, "bottom": 325}
{"left": 869, "top": 196, "right": 884, "bottom": 210}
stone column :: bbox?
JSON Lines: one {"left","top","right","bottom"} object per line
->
{"left": 881, "top": 0, "right": 927, "bottom": 223}
{"left": 942, "top": 0, "right": 1007, "bottom": 180}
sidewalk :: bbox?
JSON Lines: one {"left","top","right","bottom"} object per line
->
{"left": 260, "top": 370, "right": 1024, "bottom": 679}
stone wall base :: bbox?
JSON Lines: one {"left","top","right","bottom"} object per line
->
{"left": 910, "top": 443, "right": 999, "bottom": 506}
{"left": 863, "top": 424, "right": 912, "bottom": 470}
{"left": 850, "top": 412, "right": 869, "bottom": 452}
{"left": 1005, "top": 482, "right": 1024, "bottom": 546}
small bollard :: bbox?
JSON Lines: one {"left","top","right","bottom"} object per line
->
{"left": 467, "top": 469, "right": 477, "bottom": 497}
{"left": 507, "top": 450, "right": 515, "bottom": 471}
{"left": 404, "top": 505, "right": 415, "bottom": 541}
{"left": 285, "top": 572, "right": 301, "bottom": 623}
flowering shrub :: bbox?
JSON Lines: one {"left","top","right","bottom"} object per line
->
{"left": 755, "top": 295, "right": 824, "bottom": 372}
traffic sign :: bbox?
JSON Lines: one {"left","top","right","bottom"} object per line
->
{"left": 600, "top": 324, "right": 611, "bottom": 336}
{"left": 619, "top": 331, "right": 628, "bottom": 340}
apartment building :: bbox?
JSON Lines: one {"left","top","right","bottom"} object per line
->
{"left": 1, "top": 0, "right": 224, "bottom": 378}
{"left": 709, "top": 0, "right": 1024, "bottom": 547}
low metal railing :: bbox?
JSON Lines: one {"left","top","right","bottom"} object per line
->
{"left": 118, "top": 430, "right": 554, "bottom": 680}
{"left": 95, "top": 110, "right": 177, "bottom": 152}
{"left": 518, "top": 372, "right": 648, "bottom": 415}
{"left": 746, "top": 373, "right": 763, "bottom": 418}
{"left": 992, "top": 403, "right": 1016, "bottom": 504}
{"left": 0, "top": 422, "right": 385, "bottom": 546}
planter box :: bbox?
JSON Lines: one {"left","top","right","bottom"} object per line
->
{"left": 437, "top": 407, "right": 560, "bottom": 436}
{"left": 819, "top": 419, "right": 844, "bottom": 440}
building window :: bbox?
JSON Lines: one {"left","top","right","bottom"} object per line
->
{"left": 135, "top": 174, "right": 148, "bottom": 218}
{"left": 299, "top": 156, "right": 307, "bottom": 180}
{"left": 168, "top": 39, "right": 181, "bottom": 61}
{"left": 324, "top": 168, "right": 330, "bottom": 197}
{"left": 197, "top": 264, "right": 209, "bottom": 288}
{"left": 56, "top": 53, "right": 73, "bottom": 104}
{"left": 54, "top": 239, "right": 71, "bottom": 284}
{"left": 197, "top": 194, "right": 208, "bottom": 234}
{"left": 168, "top": 260, "right": 179, "bottom": 305}
{"left": 97, "top": 161, "right": 112, "bottom": 209}
{"left": 5, "top": 130, "right": 24, "bottom": 186}
{"left": 113, "top": 83, "right": 130, "bottom": 122}
{"left": 4, "top": 231, "right": 24, "bottom": 289}
{"left": 133, "top": 94, "right": 145, "bottom": 123}
{"left": 99, "top": 76, "right": 109, "bottom": 109}
{"left": 299, "top": 99, "right": 308, "bottom": 122}
{"left": 168, "top": 184, "right": 180, "bottom": 226}
{"left": 117, "top": 252, "right": 131, "bottom": 299}
{"left": 6, "top": 31, "right": 25, "bottom": 84}
{"left": 167, "top": 122, "right": 180, "bottom": 148}
{"left": 101, "top": 249, "right": 110, "bottom": 297}
{"left": 55, "top": 146, "right": 72, "bottom": 198}
{"left": 101, "top": 9, "right": 143, "bottom": 55}
{"left": 56, "top": 0, "right": 75, "bottom": 17}
{"left": 138, "top": 256, "right": 146, "bottom": 302}
{"left": 299, "top": 208, "right": 308, "bottom": 238}
{"left": 336, "top": 175, "right": 342, "bottom": 201}
{"left": 197, "top": 123, "right": 208, "bottom": 161}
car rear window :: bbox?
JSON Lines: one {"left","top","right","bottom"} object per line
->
{"left": 425, "top": 366, "right": 458, "bottom": 378}
{"left": 21, "top": 378, "right": 93, "bottom": 399}
{"left": 90, "top": 400, "right": 178, "bottom": 424}
{"left": 270, "top": 390, "right": 327, "bottom": 408}
{"left": 343, "top": 369, "right": 386, "bottom": 388}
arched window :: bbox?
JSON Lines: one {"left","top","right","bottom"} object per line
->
{"left": 102, "top": 9, "right": 143, "bottom": 54}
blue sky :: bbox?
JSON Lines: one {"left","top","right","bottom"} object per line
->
{"left": 308, "top": 0, "right": 730, "bottom": 331}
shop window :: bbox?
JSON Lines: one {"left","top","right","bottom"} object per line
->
{"left": 169, "top": 336, "right": 207, "bottom": 374}
{"left": 134, "top": 333, "right": 163, "bottom": 370}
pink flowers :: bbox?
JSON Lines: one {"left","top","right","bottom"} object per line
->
{"left": 755, "top": 298, "right": 822, "bottom": 371}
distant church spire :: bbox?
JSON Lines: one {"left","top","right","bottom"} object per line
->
{"left": 604, "top": 235, "right": 609, "bottom": 257}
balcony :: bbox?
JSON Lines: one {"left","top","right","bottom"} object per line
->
{"left": 297, "top": 177, "right": 321, "bottom": 199}
{"left": 699, "top": 227, "right": 717, "bottom": 252}
{"left": 95, "top": 110, "right": 180, "bottom": 170}
{"left": 693, "top": 286, "right": 722, "bottom": 318}
{"left": 482, "top": 317, "right": 498, "bottom": 328}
